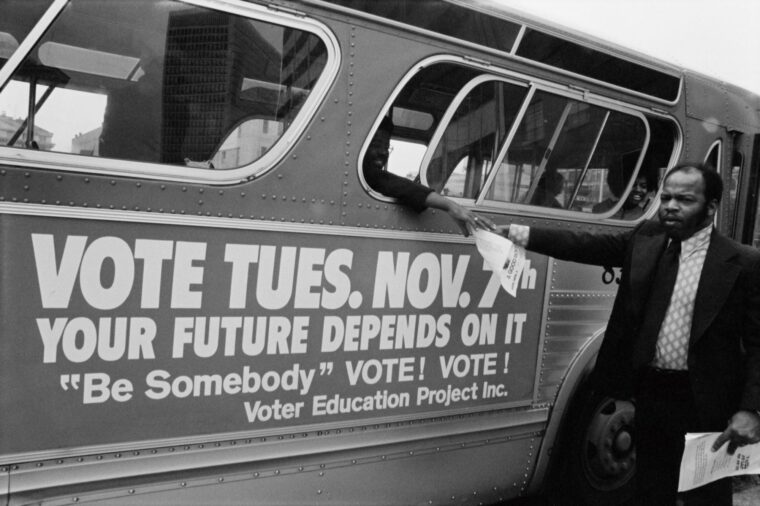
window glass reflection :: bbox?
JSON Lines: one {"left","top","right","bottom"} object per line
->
{"left": 0, "top": 0, "right": 328, "bottom": 170}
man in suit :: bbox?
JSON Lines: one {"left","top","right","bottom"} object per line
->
{"left": 499, "top": 163, "right": 760, "bottom": 505}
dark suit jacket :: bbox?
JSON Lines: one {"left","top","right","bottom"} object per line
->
{"left": 528, "top": 220, "right": 760, "bottom": 429}
{"left": 363, "top": 164, "right": 433, "bottom": 212}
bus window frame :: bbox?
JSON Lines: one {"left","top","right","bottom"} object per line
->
{"left": 727, "top": 134, "right": 745, "bottom": 239}
{"left": 745, "top": 135, "right": 760, "bottom": 246}
{"left": 361, "top": 55, "right": 681, "bottom": 221}
{"left": 704, "top": 139, "right": 722, "bottom": 170}
{"left": 418, "top": 75, "right": 652, "bottom": 216}
{"left": 417, "top": 73, "right": 530, "bottom": 194}
{"left": 704, "top": 139, "right": 723, "bottom": 226}
{"left": 0, "top": 0, "right": 341, "bottom": 185}
{"left": 307, "top": 0, "right": 683, "bottom": 106}
{"left": 514, "top": 27, "right": 683, "bottom": 105}
{"left": 0, "top": 0, "right": 67, "bottom": 89}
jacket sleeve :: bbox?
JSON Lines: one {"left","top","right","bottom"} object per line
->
{"left": 363, "top": 168, "right": 434, "bottom": 213}
{"left": 526, "top": 224, "right": 640, "bottom": 268}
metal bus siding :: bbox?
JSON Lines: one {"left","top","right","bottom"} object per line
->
{"left": 1, "top": 0, "right": 759, "bottom": 504}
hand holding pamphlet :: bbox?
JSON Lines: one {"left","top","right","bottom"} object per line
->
{"left": 679, "top": 432, "right": 760, "bottom": 491}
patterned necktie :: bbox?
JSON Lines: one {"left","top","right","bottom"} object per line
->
{"left": 635, "top": 239, "right": 681, "bottom": 368}
{"left": 654, "top": 239, "right": 708, "bottom": 369}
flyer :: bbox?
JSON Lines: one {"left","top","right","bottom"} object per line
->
{"left": 679, "top": 432, "right": 760, "bottom": 491}
{"left": 473, "top": 230, "right": 526, "bottom": 297}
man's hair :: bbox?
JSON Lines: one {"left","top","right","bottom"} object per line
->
{"left": 663, "top": 162, "right": 723, "bottom": 204}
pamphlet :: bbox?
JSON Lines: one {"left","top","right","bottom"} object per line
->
{"left": 679, "top": 432, "right": 760, "bottom": 491}
{"left": 473, "top": 230, "right": 526, "bottom": 297}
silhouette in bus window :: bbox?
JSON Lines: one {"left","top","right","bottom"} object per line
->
{"left": 363, "top": 116, "right": 493, "bottom": 236}
{"left": 593, "top": 170, "right": 651, "bottom": 220}
{"left": 530, "top": 171, "right": 564, "bottom": 208}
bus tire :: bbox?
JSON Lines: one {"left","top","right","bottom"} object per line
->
{"left": 561, "top": 388, "right": 636, "bottom": 505}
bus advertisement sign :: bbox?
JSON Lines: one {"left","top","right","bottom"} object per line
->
{"left": 0, "top": 214, "right": 547, "bottom": 456}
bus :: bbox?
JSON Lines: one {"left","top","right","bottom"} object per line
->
{"left": 1, "top": 1, "right": 759, "bottom": 504}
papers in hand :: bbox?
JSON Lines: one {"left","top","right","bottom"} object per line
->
{"left": 678, "top": 432, "right": 760, "bottom": 491}
{"left": 473, "top": 230, "right": 526, "bottom": 297}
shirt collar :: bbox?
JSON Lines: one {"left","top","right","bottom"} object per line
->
{"left": 681, "top": 223, "right": 713, "bottom": 256}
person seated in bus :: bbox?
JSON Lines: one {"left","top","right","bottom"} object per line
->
{"left": 363, "top": 116, "right": 493, "bottom": 236}
{"left": 593, "top": 170, "right": 651, "bottom": 219}
{"left": 530, "top": 171, "right": 564, "bottom": 208}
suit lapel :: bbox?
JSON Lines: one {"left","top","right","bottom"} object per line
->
{"left": 690, "top": 232, "right": 741, "bottom": 346}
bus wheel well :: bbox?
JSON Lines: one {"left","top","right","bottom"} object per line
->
{"left": 546, "top": 379, "right": 636, "bottom": 506}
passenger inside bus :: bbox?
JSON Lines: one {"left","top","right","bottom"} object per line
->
{"left": 363, "top": 116, "right": 494, "bottom": 236}
{"left": 530, "top": 171, "right": 564, "bottom": 208}
{"left": 593, "top": 166, "right": 653, "bottom": 219}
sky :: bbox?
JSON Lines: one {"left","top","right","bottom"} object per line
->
{"left": 490, "top": 0, "right": 760, "bottom": 95}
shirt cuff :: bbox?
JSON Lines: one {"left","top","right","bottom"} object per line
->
{"left": 508, "top": 224, "right": 530, "bottom": 248}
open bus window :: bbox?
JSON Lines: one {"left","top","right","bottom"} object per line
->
{"left": 371, "top": 62, "right": 482, "bottom": 187}
{"left": 478, "top": 92, "right": 614, "bottom": 209}
{"left": 426, "top": 86, "right": 650, "bottom": 217}
{"left": 426, "top": 80, "right": 527, "bottom": 198}
{"left": 0, "top": 0, "right": 328, "bottom": 170}
{"left": 378, "top": 107, "right": 431, "bottom": 180}
{"left": 372, "top": 60, "right": 677, "bottom": 219}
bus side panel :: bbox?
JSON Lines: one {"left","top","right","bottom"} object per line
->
{"left": 0, "top": 210, "right": 547, "bottom": 457}
{"left": 537, "top": 256, "right": 617, "bottom": 403}
{"left": 9, "top": 428, "right": 540, "bottom": 505}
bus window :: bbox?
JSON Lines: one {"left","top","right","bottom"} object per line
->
{"left": 0, "top": 0, "right": 329, "bottom": 171}
{"left": 753, "top": 203, "right": 760, "bottom": 248}
{"left": 729, "top": 143, "right": 744, "bottom": 236}
{"left": 0, "top": 1, "right": 53, "bottom": 73}
{"left": 425, "top": 79, "right": 527, "bottom": 198}
{"left": 374, "top": 60, "right": 676, "bottom": 220}
{"left": 516, "top": 28, "right": 681, "bottom": 102}
{"left": 386, "top": 107, "right": 432, "bottom": 179}
{"left": 323, "top": 0, "right": 521, "bottom": 53}
{"left": 570, "top": 112, "right": 648, "bottom": 216}
{"left": 705, "top": 140, "right": 722, "bottom": 171}
{"left": 378, "top": 62, "right": 482, "bottom": 184}
{"left": 446, "top": 89, "right": 648, "bottom": 213}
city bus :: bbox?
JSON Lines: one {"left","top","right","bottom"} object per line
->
{"left": 1, "top": 0, "right": 759, "bottom": 504}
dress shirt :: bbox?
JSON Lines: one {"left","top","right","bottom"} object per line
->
{"left": 506, "top": 224, "right": 530, "bottom": 247}
{"left": 652, "top": 224, "right": 712, "bottom": 370}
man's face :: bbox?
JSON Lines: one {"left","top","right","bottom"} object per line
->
{"left": 365, "top": 129, "right": 391, "bottom": 172}
{"left": 658, "top": 169, "right": 716, "bottom": 239}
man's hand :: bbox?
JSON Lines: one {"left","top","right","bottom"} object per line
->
{"left": 447, "top": 202, "right": 494, "bottom": 236}
{"left": 712, "top": 410, "right": 760, "bottom": 454}
{"left": 424, "top": 193, "right": 494, "bottom": 236}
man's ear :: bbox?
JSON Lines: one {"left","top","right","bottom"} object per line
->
{"left": 706, "top": 198, "right": 719, "bottom": 218}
